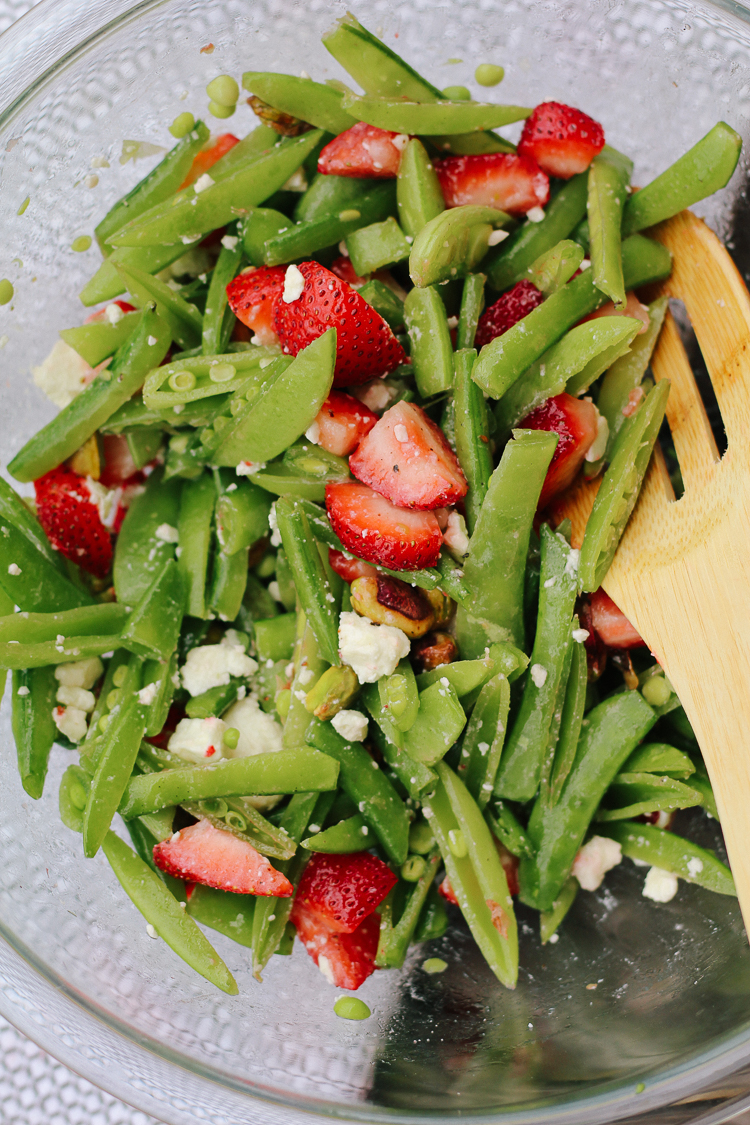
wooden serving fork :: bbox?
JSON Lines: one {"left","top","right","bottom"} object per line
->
{"left": 559, "top": 208, "right": 750, "bottom": 922}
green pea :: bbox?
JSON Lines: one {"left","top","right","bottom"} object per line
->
{"left": 106, "top": 688, "right": 122, "bottom": 710}
{"left": 168, "top": 370, "right": 197, "bottom": 392}
{"left": 208, "top": 99, "right": 235, "bottom": 120}
{"left": 409, "top": 819, "right": 435, "bottom": 855}
{"left": 98, "top": 713, "right": 112, "bottom": 732}
{"left": 636, "top": 1083, "right": 646, "bottom": 1095}
{"left": 475, "top": 64, "right": 505, "bottom": 87}
{"left": 206, "top": 75, "right": 240, "bottom": 108}
{"left": 169, "top": 112, "right": 195, "bottom": 139}
{"left": 224, "top": 809, "right": 247, "bottom": 831}
{"left": 422, "top": 957, "right": 448, "bottom": 974}
{"left": 333, "top": 996, "right": 371, "bottom": 1021}
{"left": 223, "top": 726, "right": 240, "bottom": 750}
{"left": 113, "top": 664, "right": 128, "bottom": 688}
{"left": 208, "top": 362, "right": 236, "bottom": 383}
{"left": 71, "top": 235, "right": 92, "bottom": 252}
{"left": 402, "top": 854, "right": 427, "bottom": 882}
{"left": 0, "top": 280, "right": 13, "bottom": 305}
{"left": 199, "top": 797, "right": 228, "bottom": 817}
{"left": 641, "top": 676, "right": 671, "bottom": 708}
{"left": 17, "top": 196, "right": 30, "bottom": 216}
{"left": 448, "top": 828, "right": 467, "bottom": 857}
{"left": 442, "top": 85, "right": 471, "bottom": 100}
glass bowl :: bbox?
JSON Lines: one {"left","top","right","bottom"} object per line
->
{"left": 2, "top": 1, "right": 750, "bottom": 1122}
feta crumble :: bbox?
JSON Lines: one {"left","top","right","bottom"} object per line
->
{"left": 169, "top": 716, "right": 226, "bottom": 763}
{"left": 55, "top": 656, "right": 103, "bottom": 690}
{"left": 331, "top": 709, "right": 369, "bottom": 742}
{"left": 643, "top": 866, "right": 678, "bottom": 903}
{"left": 394, "top": 423, "right": 409, "bottom": 443}
{"left": 32, "top": 339, "right": 100, "bottom": 408}
{"left": 268, "top": 502, "right": 282, "bottom": 547}
{"left": 530, "top": 664, "right": 548, "bottom": 688}
{"left": 584, "top": 410, "right": 609, "bottom": 462}
{"left": 193, "top": 173, "right": 215, "bottom": 194}
{"left": 7, "top": 564, "right": 20, "bottom": 576}
{"left": 56, "top": 684, "right": 96, "bottom": 711}
{"left": 442, "top": 510, "right": 469, "bottom": 560}
{"left": 221, "top": 234, "right": 239, "bottom": 251}
{"left": 180, "top": 644, "right": 257, "bottom": 697}
{"left": 104, "top": 303, "right": 124, "bottom": 325}
{"left": 305, "top": 420, "right": 321, "bottom": 444}
{"left": 282, "top": 263, "right": 305, "bottom": 303}
{"left": 138, "top": 681, "right": 159, "bottom": 706}
{"left": 338, "top": 611, "right": 410, "bottom": 683}
{"left": 526, "top": 206, "right": 545, "bottom": 223}
{"left": 572, "top": 628, "right": 590, "bottom": 643}
{"left": 352, "top": 379, "right": 396, "bottom": 413}
{"left": 53, "top": 705, "right": 88, "bottom": 743}
{"left": 220, "top": 697, "right": 285, "bottom": 810}
{"left": 686, "top": 856, "right": 704, "bottom": 878}
{"left": 572, "top": 836, "right": 622, "bottom": 891}
{"left": 488, "top": 228, "right": 510, "bottom": 246}
{"left": 236, "top": 460, "right": 266, "bottom": 476}
{"left": 155, "top": 523, "right": 179, "bottom": 543}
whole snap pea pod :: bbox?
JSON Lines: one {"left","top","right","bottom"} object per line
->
{"left": 294, "top": 172, "right": 381, "bottom": 223}
{"left": 185, "top": 680, "right": 240, "bottom": 720}
{"left": 78, "top": 649, "right": 130, "bottom": 763}
{"left": 306, "top": 717, "right": 410, "bottom": 866}
{"left": 518, "top": 690, "right": 657, "bottom": 912}
{"left": 358, "top": 279, "right": 405, "bottom": 330}
{"left": 202, "top": 231, "right": 244, "bottom": 356}
{"left": 242, "top": 71, "right": 357, "bottom": 133}
{"left": 251, "top": 444, "right": 350, "bottom": 503}
{"left": 121, "top": 559, "right": 186, "bottom": 660}
{"left": 587, "top": 150, "right": 632, "bottom": 309}
{"left": 185, "top": 883, "right": 255, "bottom": 948}
{"left": 538, "top": 618, "right": 575, "bottom": 802}
{"left": 126, "top": 426, "right": 163, "bottom": 470}
{"left": 263, "top": 182, "right": 397, "bottom": 265}
{"left": 283, "top": 615, "right": 330, "bottom": 750}
{"left": 341, "top": 92, "right": 531, "bottom": 134}
{"left": 80, "top": 244, "right": 192, "bottom": 307}
{"left": 404, "top": 286, "right": 454, "bottom": 397}
{"left": 597, "top": 820, "right": 735, "bottom": 896}
{"left": 376, "top": 851, "right": 441, "bottom": 969}
{"left": 622, "top": 741, "right": 695, "bottom": 777}
{"left": 0, "top": 603, "right": 126, "bottom": 644}
{"left": 345, "top": 217, "right": 411, "bottom": 276}
{"left": 485, "top": 174, "right": 589, "bottom": 292}
{"left": 494, "top": 317, "right": 641, "bottom": 439}
{"left": 212, "top": 331, "right": 335, "bottom": 465}
{"left": 254, "top": 614, "right": 296, "bottom": 663}
{"left": 527, "top": 239, "right": 585, "bottom": 296}
{"left": 431, "top": 131, "right": 516, "bottom": 155}
{"left": 596, "top": 771, "right": 703, "bottom": 821}
{"left": 409, "top": 205, "right": 510, "bottom": 288}
{"left": 142, "top": 652, "right": 178, "bottom": 737}
{"left": 208, "top": 124, "right": 279, "bottom": 179}
{"left": 427, "top": 763, "right": 518, "bottom": 988}
{"left": 0, "top": 635, "right": 119, "bottom": 669}
{"left": 546, "top": 629, "right": 588, "bottom": 807}
{"left": 457, "top": 273, "right": 486, "bottom": 351}
{"left": 210, "top": 546, "right": 249, "bottom": 622}
{"left": 380, "top": 657, "right": 419, "bottom": 734}
{"left": 361, "top": 679, "right": 403, "bottom": 750}
{"left": 59, "top": 763, "right": 90, "bottom": 834}
{"left": 60, "top": 310, "right": 143, "bottom": 367}
{"left": 622, "top": 121, "right": 742, "bottom": 238}
{"left": 11, "top": 666, "right": 56, "bottom": 799}
{"left": 241, "top": 207, "right": 290, "bottom": 266}
{"left": 114, "top": 261, "right": 202, "bottom": 351}
{"left": 301, "top": 812, "right": 369, "bottom": 853}
{"left": 109, "top": 130, "right": 324, "bottom": 248}
{"left": 369, "top": 722, "right": 438, "bottom": 800}
{"left": 397, "top": 138, "right": 445, "bottom": 239}
{"left": 579, "top": 378, "right": 670, "bottom": 592}
{"left": 494, "top": 525, "right": 579, "bottom": 802}
{"left": 0, "top": 477, "right": 62, "bottom": 570}
{"left": 459, "top": 671, "right": 510, "bottom": 808}
{"left": 177, "top": 472, "right": 216, "bottom": 619}
{"left": 120, "top": 745, "right": 339, "bottom": 819}
{"left": 216, "top": 479, "right": 272, "bottom": 556}
{"left": 402, "top": 681, "right": 467, "bottom": 767}
{"left": 114, "top": 467, "right": 182, "bottom": 606}
{"left": 462, "top": 429, "right": 558, "bottom": 649}
{"left": 540, "top": 877, "right": 578, "bottom": 944}
{"left": 275, "top": 497, "right": 340, "bottom": 666}
{"left": 9, "top": 305, "right": 171, "bottom": 482}
{"left": 453, "top": 347, "right": 492, "bottom": 533}
{"left": 486, "top": 800, "right": 533, "bottom": 858}
{"left": 96, "top": 122, "right": 210, "bottom": 250}
{"left": 102, "top": 829, "right": 238, "bottom": 993}
{"left": 473, "top": 233, "right": 672, "bottom": 398}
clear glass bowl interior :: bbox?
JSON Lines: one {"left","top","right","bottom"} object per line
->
{"left": 2, "top": 1, "right": 750, "bottom": 1122}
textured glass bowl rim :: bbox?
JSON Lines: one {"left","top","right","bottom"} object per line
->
{"left": 2, "top": 1, "right": 750, "bottom": 1123}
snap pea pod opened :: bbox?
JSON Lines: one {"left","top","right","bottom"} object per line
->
{"left": 1, "top": 13, "right": 742, "bottom": 1004}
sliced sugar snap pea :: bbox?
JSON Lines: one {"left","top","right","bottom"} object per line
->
{"left": 345, "top": 217, "right": 411, "bottom": 275}
{"left": 596, "top": 771, "right": 704, "bottom": 822}
{"left": 263, "top": 181, "right": 397, "bottom": 265}
{"left": 121, "top": 559, "right": 186, "bottom": 660}
{"left": 301, "top": 812, "right": 369, "bottom": 853}
{"left": 323, "top": 12, "right": 444, "bottom": 101}
{"left": 401, "top": 681, "right": 466, "bottom": 767}
{"left": 403, "top": 286, "right": 454, "bottom": 397}
{"left": 358, "top": 279, "right": 405, "bottom": 329}
{"left": 242, "top": 72, "right": 357, "bottom": 133}
{"left": 456, "top": 273, "right": 485, "bottom": 351}
{"left": 80, "top": 244, "right": 192, "bottom": 307}
{"left": 241, "top": 207, "right": 290, "bottom": 266}
{"left": 460, "top": 671, "right": 510, "bottom": 808}
{"left": 113, "top": 261, "right": 202, "bottom": 351}
{"left": 275, "top": 497, "right": 340, "bottom": 667}
{"left": 143, "top": 348, "right": 278, "bottom": 410}
{"left": 397, "top": 138, "right": 445, "bottom": 239}
{"left": 12, "top": 666, "right": 56, "bottom": 799}
{"left": 587, "top": 151, "right": 630, "bottom": 308}
{"left": 60, "top": 310, "right": 142, "bottom": 367}
{"left": 597, "top": 821, "right": 735, "bottom": 896}
{"left": 453, "top": 347, "right": 492, "bottom": 533}
{"left": 540, "top": 877, "right": 577, "bottom": 944}
{"left": 527, "top": 239, "right": 584, "bottom": 296}
{"left": 340, "top": 92, "right": 531, "bottom": 134}
{"left": 410, "top": 204, "right": 510, "bottom": 288}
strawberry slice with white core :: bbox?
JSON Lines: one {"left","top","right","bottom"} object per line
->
{"left": 328, "top": 548, "right": 377, "bottom": 583}
{"left": 153, "top": 819, "right": 293, "bottom": 897}
{"left": 589, "top": 588, "right": 645, "bottom": 649}
{"left": 225, "top": 266, "right": 285, "bottom": 346}
{"left": 349, "top": 401, "right": 467, "bottom": 510}
{"left": 34, "top": 466, "right": 113, "bottom": 577}
{"left": 326, "top": 481, "right": 443, "bottom": 570}
{"left": 519, "top": 392, "right": 599, "bottom": 509}
{"left": 311, "top": 391, "right": 378, "bottom": 457}
{"left": 517, "top": 102, "right": 605, "bottom": 180}
{"left": 318, "top": 122, "right": 407, "bottom": 178}
{"left": 435, "top": 153, "right": 549, "bottom": 214}
{"left": 291, "top": 902, "right": 379, "bottom": 990}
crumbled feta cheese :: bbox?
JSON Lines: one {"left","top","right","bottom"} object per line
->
{"left": 138, "top": 682, "right": 159, "bottom": 706}
{"left": 55, "top": 656, "right": 103, "bottom": 690}
{"left": 526, "top": 206, "right": 545, "bottom": 223}
{"left": 584, "top": 410, "right": 609, "bottom": 462}
{"left": 168, "top": 716, "right": 226, "bottom": 763}
{"left": 85, "top": 478, "right": 122, "bottom": 529}
{"left": 442, "top": 510, "right": 469, "bottom": 560}
{"left": 394, "top": 423, "right": 409, "bottom": 443}
{"left": 268, "top": 502, "right": 282, "bottom": 547}
{"left": 488, "top": 228, "right": 510, "bottom": 246}
{"left": 268, "top": 581, "right": 282, "bottom": 603}
{"left": 298, "top": 666, "right": 315, "bottom": 686}
{"left": 146, "top": 924, "right": 158, "bottom": 939}
{"left": 193, "top": 173, "right": 215, "bottom": 194}
{"left": 53, "top": 705, "right": 88, "bottom": 743}
{"left": 180, "top": 644, "right": 258, "bottom": 697}
{"left": 221, "top": 234, "right": 239, "bottom": 251}
{"left": 530, "top": 664, "right": 547, "bottom": 688}
{"left": 282, "top": 264, "right": 305, "bottom": 303}
{"left": 236, "top": 460, "right": 266, "bottom": 476}
{"left": 573, "top": 836, "right": 622, "bottom": 891}
{"left": 331, "top": 709, "right": 369, "bottom": 742}
{"left": 16, "top": 686, "right": 29, "bottom": 697}
{"left": 338, "top": 611, "right": 410, "bottom": 683}
{"left": 352, "top": 379, "right": 395, "bottom": 413}
{"left": 572, "top": 628, "right": 590, "bottom": 643}
{"left": 544, "top": 577, "right": 556, "bottom": 588}
{"left": 282, "top": 167, "right": 308, "bottom": 193}
{"left": 154, "top": 523, "right": 179, "bottom": 543}
{"left": 580, "top": 258, "right": 591, "bottom": 270}
{"left": 392, "top": 133, "right": 409, "bottom": 151}
{"left": 446, "top": 316, "right": 459, "bottom": 330}
{"left": 56, "top": 684, "right": 96, "bottom": 711}
{"left": 7, "top": 564, "right": 20, "bottom": 576}
{"left": 32, "top": 339, "right": 100, "bottom": 408}
{"left": 104, "top": 303, "right": 124, "bottom": 325}
{"left": 220, "top": 697, "right": 285, "bottom": 810}
{"left": 305, "top": 420, "right": 321, "bottom": 444}
{"left": 643, "top": 866, "right": 678, "bottom": 903}
{"left": 565, "top": 548, "right": 580, "bottom": 578}
{"left": 221, "top": 628, "right": 246, "bottom": 649}
{"left": 686, "top": 856, "right": 704, "bottom": 878}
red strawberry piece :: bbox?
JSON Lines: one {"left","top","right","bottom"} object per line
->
{"left": 318, "top": 122, "right": 405, "bottom": 179}
{"left": 293, "top": 851, "right": 396, "bottom": 934}
{"left": 226, "top": 266, "right": 285, "bottom": 346}
{"left": 580, "top": 291, "right": 650, "bottom": 333}
{"left": 517, "top": 102, "right": 605, "bottom": 180}
{"left": 519, "top": 392, "right": 599, "bottom": 508}
{"left": 84, "top": 299, "right": 136, "bottom": 325}
{"left": 475, "top": 280, "right": 544, "bottom": 350}
{"left": 331, "top": 256, "right": 369, "bottom": 288}
{"left": 328, "top": 548, "right": 377, "bottom": 584}
{"left": 349, "top": 401, "right": 467, "bottom": 511}
{"left": 34, "top": 466, "right": 113, "bottom": 577}
{"left": 589, "top": 588, "right": 645, "bottom": 650}
{"left": 153, "top": 819, "right": 293, "bottom": 897}
{"left": 577, "top": 596, "right": 608, "bottom": 680}
{"left": 144, "top": 702, "right": 185, "bottom": 750}
{"left": 435, "top": 153, "right": 549, "bottom": 215}
{"left": 313, "top": 390, "right": 378, "bottom": 457}
{"left": 495, "top": 842, "right": 520, "bottom": 897}
{"left": 326, "top": 481, "right": 443, "bottom": 570}
{"left": 99, "top": 434, "right": 139, "bottom": 487}
{"left": 291, "top": 902, "right": 379, "bottom": 990}
{"left": 180, "top": 132, "right": 240, "bottom": 190}
{"left": 273, "top": 261, "right": 406, "bottom": 387}
{"left": 438, "top": 876, "right": 459, "bottom": 906}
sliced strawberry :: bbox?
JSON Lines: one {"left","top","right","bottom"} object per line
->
{"left": 349, "top": 401, "right": 467, "bottom": 511}
{"left": 331, "top": 256, "right": 369, "bottom": 288}
{"left": 520, "top": 393, "right": 599, "bottom": 508}
{"left": 226, "top": 266, "right": 285, "bottom": 346}
{"left": 435, "top": 153, "right": 549, "bottom": 215}
{"left": 291, "top": 901, "right": 379, "bottom": 990}
{"left": 273, "top": 261, "right": 406, "bottom": 387}
{"left": 318, "top": 122, "right": 404, "bottom": 179}
{"left": 517, "top": 102, "right": 605, "bottom": 180}
{"left": 84, "top": 299, "right": 137, "bottom": 325}
{"left": 293, "top": 851, "right": 396, "bottom": 934}
{"left": 34, "top": 467, "right": 113, "bottom": 577}
{"left": 180, "top": 132, "right": 240, "bottom": 190}
{"left": 326, "top": 482, "right": 443, "bottom": 570}
{"left": 496, "top": 842, "right": 520, "bottom": 897}
{"left": 99, "top": 434, "right": 139, "bottom": 487}
{"left": 580, "top": 291, "right": 650, "bottom": 333}
{"left": 475, "top": 280, "right": 544, "bottom": 350}
{"left": 313, "top": 391, "right": 378, "bottom": 457}
{"left": 328, "top": 548, "right": 377, "bottom": 584}
{"left": 153, "top": 819, "right": 293, "bottom": 897}
{"left": 589, "top": 588, "right": 645, "bottom": 649}
{"left": 438, "top": 877, "right": 459, "bottom": 906}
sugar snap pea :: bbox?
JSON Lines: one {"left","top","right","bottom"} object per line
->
{"left": 275, "top": 497, "right": 340, "bottom": 666}
{"left": 0, "top": 603, "right": 126, "bottom": 645}
{"left": 540, "top": 877, "right": 578, "bottom": 944}
{"left": 596, "top": 771, "right": 704, "bottom": 821}
{"left": 404, "top": 286, "right": 454, "bottom": 397}
{"left": 358, "top": 279, "right": 405, "bottom": 330}
{"left": 202, "top": 231, "right": 243, "bottom": 355}
{"left": 177, "top": 472, "right": 216, "bottom": 619}
{"left": 599, "top": 821, "right": 735, "bottom": 896}
{"left": 622, "top": 741, "right": 695, "bottom": 778}
{"left": 546, "top": 630, "right": 588, "bottom": 807}
{"left": 185, "top": 679, "right": 240, "bottom": 720}
{"left": 410, "top": 205, "right": 509, "bottom": 288}
{"left": 380, "top": 657, "right": 419, "bottom": 733}
{"left": 114, "top": 261, "right": 202, "bottom": 351}
{"left": 323, "top": 12, "right": 444, "bottom": 101}
{"left": 12, "top": 666, "right": 56, "bottom": 799}
{"left": 59, "top": 763, "right": 90, "bottom": 834}
{"left": 142, "top": 652, "right": 178, "bottom": 737}
{"left": 345, "top": 217, "right": 411, "bottom": 275}
{"left": 453, "top": 347, "right": 492, "bottom": 533}
{"left": 114, "top": 467, "right": 182, "bottom": 606}
{"left": 527, "top": 239, "right": 584, "bottom": 296}
{"left": 121, "top": 559, "right": 186, "bottom": 660}
{"left": 376, "top": 851, "right": 441, "bottom": 969}
{"left": 397, "top": 138, "right": 445, "bottom": 239}
{"left": 283, "top": 615, "right": 329, "bottom": 750}
{"left": 254, "top": 614, "right": 297, "bottom": 663}
{"left": 126, "top": 426, "right": 163, "bottom": 469}
{"left": 295, "top": 171, "right": 379, "bottom": 222}
{"left": 185, "top": 883, "right": 255, "bottom": 948}
{"left": 459, "top": 671, "right": 510, "bottom": 808}
{"left": 0, "top": 634, "right": 119, "bottom": 669}
{"left": 367, "top": 717, "right": 438, "bottom": 800}
{"left": 60, "top": 310, "right": 142, "bottom": 367}
{"left": 263, "top": 181, "right": 397, "bottom": 265}
{"left": 341, "top": 92, "right": 531, "bottom": 134}
{"left": 210, "top": 547, "right": 249, "bottom": 622}
{"left": 242, "top": 72, "right": 357, "bottom": 134}
{"left": 486, "top": 800, "right": 533, "bottom": 859}
{"left": 80, "top": 244, "right": 194, "bottom": 307}
{"left": 215, "top": 478, "right": 272, "bottom": 555}
{"left": 401, "top": 680, "right": 466, "bottom": 766}
{"left": 456, "top": 273, "right": 485, "bottom": 351}
{"left": 301, "top": 812, "right": 369, "bottom": 853}
{"left": 0, "top": 477, "right": 63, "bottom": 570}
{"left": 587, "top": 150, "right": 631, "bottom": 308}
{"left": 241, "top": 207, "right": 290, "bottom": 266}
{"left": 79, "top": 649, "right": 130, "bottom": 762}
